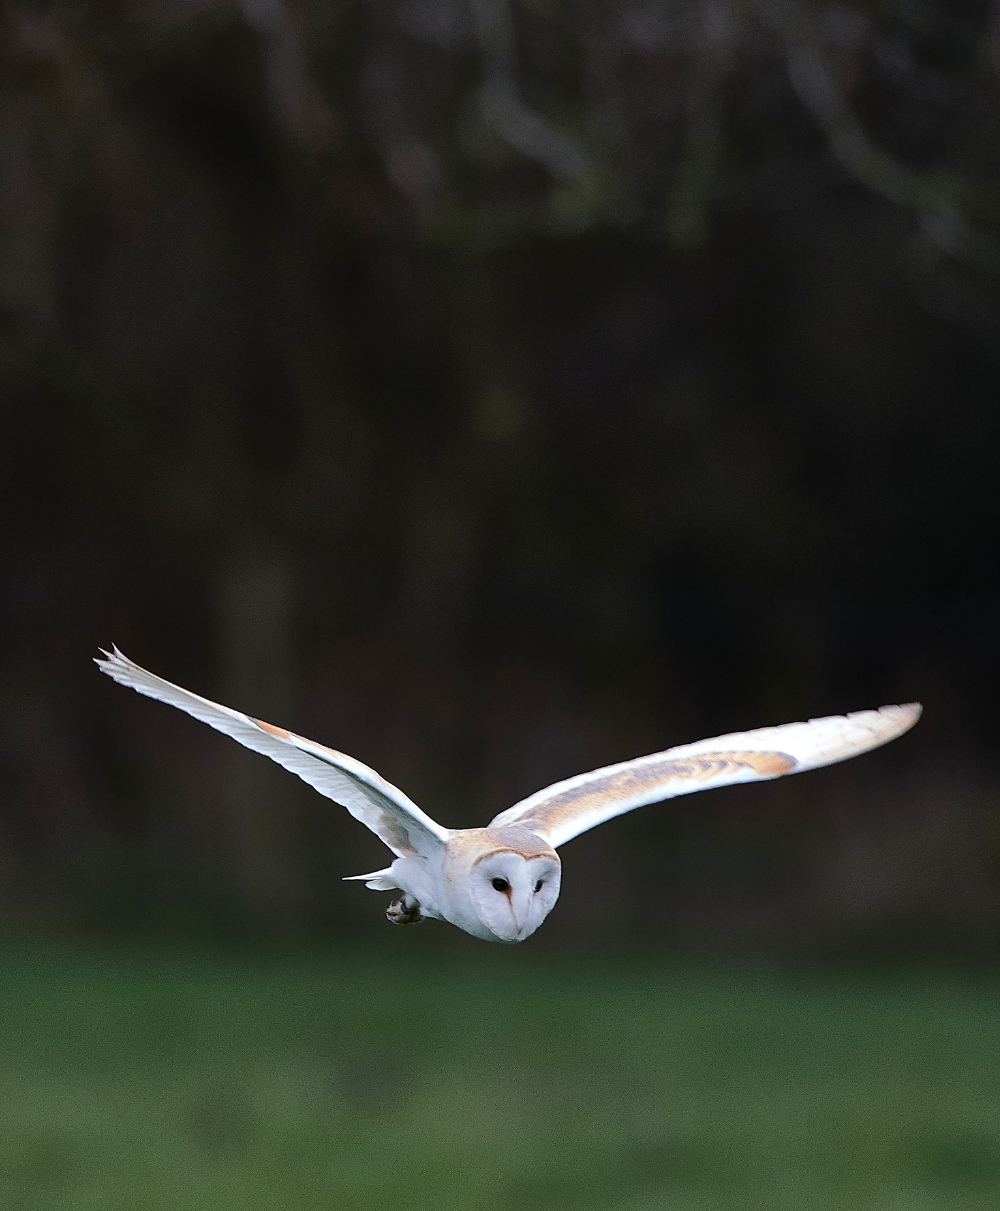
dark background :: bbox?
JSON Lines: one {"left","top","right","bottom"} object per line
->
{"left": 2, "top": 0, "right": 999, "bottom": 952}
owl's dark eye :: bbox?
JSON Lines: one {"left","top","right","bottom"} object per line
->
{"left": 491, "top": 877, "right": 509, "bottom": 892}
{"left": 534, "top": 880, "right": 544, "bottom": 893}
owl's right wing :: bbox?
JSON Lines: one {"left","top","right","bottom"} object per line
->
{"left": 489, "top": 703, "right": 921, "bottom": 849}
{"left": 96, "top": 646, "right": 449, "bottom": 860}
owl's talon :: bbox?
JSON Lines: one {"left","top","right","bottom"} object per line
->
{"left": 386, "top": 894, "right": 424, "bottom": 925}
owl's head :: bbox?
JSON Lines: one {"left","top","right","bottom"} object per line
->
{"left": 468, "top": 827, "right": 561, "bottom": 942}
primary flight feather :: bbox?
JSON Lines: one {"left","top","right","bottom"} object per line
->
{"left": 96, "top": 646, "right": 921, "bottom": 943}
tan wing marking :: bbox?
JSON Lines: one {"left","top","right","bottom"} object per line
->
{"left": 518, "top": 750, "right": 796, "bottom": 836}
{"left": 254, "top": 717, "right": 358, "bottom": 766}
{"left": 376, "top": 814, "right": 418, "bottom": 855}
{"left": 254, "top": 716, "right": 419, "bottom": 855}
{"left": 253, "top": 718, "right": 290, "bottom": 739}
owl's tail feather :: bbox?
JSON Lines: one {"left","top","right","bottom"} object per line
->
{"left": 343, "top": 868, "right": 398, "bottom": 891}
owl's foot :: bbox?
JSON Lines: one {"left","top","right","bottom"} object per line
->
{"left": 386, "top": 894, "right": 424, "bottom": 925}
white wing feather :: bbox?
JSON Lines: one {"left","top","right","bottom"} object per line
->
{"left": 490, "top": 703, "right": 922, "bottom": 849}
{"left": 95, "top": 647, "right": 449, "bottom": 859}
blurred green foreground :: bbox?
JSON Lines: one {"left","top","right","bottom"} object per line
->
{"left": 1, "top": 937, "right": 999, "bottom": 1211}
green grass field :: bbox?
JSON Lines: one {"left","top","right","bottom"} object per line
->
{"left": 0, "top": 936, "right": 998, "bottom": 1210}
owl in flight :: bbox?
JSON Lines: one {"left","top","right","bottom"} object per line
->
{"left": 97, "top": 647, "right": 920, "bottom": 942}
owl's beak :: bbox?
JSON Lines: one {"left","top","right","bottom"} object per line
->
{"left": 511, "top": 901, "right": 530, "bottom": 940}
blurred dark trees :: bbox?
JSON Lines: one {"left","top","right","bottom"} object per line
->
{"left": 2, "top": 0, "right": 1000, "bottom": 949}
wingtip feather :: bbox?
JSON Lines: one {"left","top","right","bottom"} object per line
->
{"left": 875, "top": 701, "right": 922, "bottom": 730}
{"left": 95, "top": 645, "right": 135, "bottom": 683}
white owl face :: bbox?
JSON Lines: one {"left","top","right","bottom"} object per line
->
{"left": 468, "top": 850, "right": 561, "bottom": 942}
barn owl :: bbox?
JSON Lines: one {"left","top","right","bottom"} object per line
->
{"left": 96, "top": 647, "right": 920, "bottom": 943}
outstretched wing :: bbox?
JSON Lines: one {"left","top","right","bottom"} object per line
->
{"left": 96, "top": 646, "right": 449, "bottom": 859}
{"left": 490, "top": 703, "right": 922, "bottom": 849}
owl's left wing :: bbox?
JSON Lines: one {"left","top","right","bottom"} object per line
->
{"left": 96, "top": 647, "right": 449, "bottom": 859}
{"left": 489, "top": 703, "right": 921, "bottom": 849}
